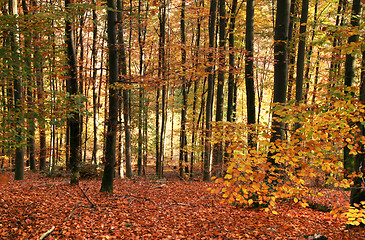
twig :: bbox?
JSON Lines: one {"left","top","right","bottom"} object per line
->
{"left": 78, "top": 185, "right": 97, "bottom": 209}
{"left": 64, "top": 201, "right": 82, "bottom": 223}
{"left": 39, "top": 226, "right": 55, "bottom": 240}
{"left": 171, "top": 198, "right": 189, "bottom": 206}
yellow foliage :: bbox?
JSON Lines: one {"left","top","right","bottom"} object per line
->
{"left": 208, "top": 99, "right": 365, "bottom": 220}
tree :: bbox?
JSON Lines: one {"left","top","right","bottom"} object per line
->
{"left": 65, "top": 0, "right": 81, "bottom": 185}
{"left": 227, "top": 0, "right": 238, "bottom": 123}
{"left": 117, "top": 0, "right": 132, "bottom": 179}
{"left": 344, "top": 0, "right": 361, "bottom": 175}
{"left": 350, "top": 27, "right": 365, "bottom": 206}
{"left": 212, "top": 0, "right": 226, "bottom": 176}
{"left": 100, "top": 0, "right": 119, "bottom": 193}
{"left": 10, "top": 0, "right": 24, "bottom": 180}
{"left": 179, "top": 0, "right": 188, "bottom": 178}
{"left": 156, "top": 0, "right": 167, "bottom": 178}
{"left": 204, "top": 0, "right": 217, "bottom": 181}
{"left": 269, "top": 0, "right": 291, "bottom": 165}
{"left": 245, "top": 0, "right": 256, "bottom": 147}
{"left": 294, "top": 0, "right": 309, "bottom": 130}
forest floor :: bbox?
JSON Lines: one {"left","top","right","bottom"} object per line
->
{"left": 0, "top": 169, "right": 365, "bottom": 240}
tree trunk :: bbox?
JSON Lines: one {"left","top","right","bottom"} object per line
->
{"left": 117, "top": 0, "right": 132, "bottom": 179}
{"left": 91, "top": 0, "right": 98, "bottom": 165}
{"left": 156, "top": 0, "right": 167, "bottom": 178}
{"left": 204, "top": 0, "right": 217, "bottom": 181}
{"left": 190, "top": 0, "right": 203, "bottom": 178}
{"left": 227, "top": 0, "right": 237, "bottom": 123}
{"left": 10, "top": 0, "right": 24, "bottom": 180}
{"left": 179, "top": 0, "right": 188, "bottom": 178}
{"left": 100, "top": 0, "right": 119, "bottom": 193}
{"left": 350, "top": 38, "right": 365, "bottom": 206}
{"left": 344, "top": 0, "right": 361, "bottom": 176}
{"left": 294, "top": 0, "right": 309, "bottom": 130}
{"left": 65, "top": 0, "right": 81, "bottom": 185}
{"left": 245, "top": 0, "right": 256, "bottom": 147}
{"left": 212, "top": 0, "right": 226, "bottom": 177}
{"left": 269, "top": 0, "right": 291, "bottom": 165}
{"left": 286, "top": 0, "right": 297, "bottom": 102}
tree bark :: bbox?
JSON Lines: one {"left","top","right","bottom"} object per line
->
{"left": 269, "top": 0, "right": 291, "bottom": 165}
{"left": 344, "top": 0, "right": 361, "bottom": 176}
{"left": 179, "top": 0, "right": 188, "bottom": 178}
{"left": 65, "top": 0, "right": 81, "bottom": 185}
{"left": 203, "top": 0, "right": 217, "bottom": 181}
{"left": 245, "top": 0, "right": 256, "bottom": 147}
{"left": 10, "top": 0, "right": 24, "bottom": 180}
{"left": 100, "top": 0, "right": 119, "bottom": 193}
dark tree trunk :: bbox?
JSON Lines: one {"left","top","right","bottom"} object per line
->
{"left": 350, "top": 40, "right": 365, "bottom": 206}
{"left": 190, "top": 0, "right": 203, "bottom": 178}
{"left": 91, "top": 0, "right": 98, "bottom": 165}
{"left": 117, "top": 0, "right": 133, "bottom": 179}
{"left": 294, "top": 0, "right": 309, "bottom": 130}
{"left": 269, "top": 0, "right": 291, "bottom": 165}
{"left": 156, "top": 0, "right": 167, "bottom": 178}
{"left": 10, "top": 0, "right": 24, "bottom": 180}
{"left": 295, "top": 0, "right": 309, "bottom": 103}
{"left": 303, "top": 0, "right": 318, "bottom": 103}
{"left": 204, "top": 0, "right": 217, "bottom": 181}
{"left": 21, "top": 0, "right": 36, "bottom": 171}
{"left": 179, "top": 0, "right": 188, "bottom": 178}
{"left": 227, "top": 0, "right": 237, "bottom": 123}
{"left": 65, "top": 0, "right": 81, "bottom": 185}
{"left": 344, "top": 0, "right": 361, "bottom": 176}
{"left": 286, "top": 0, "right": 297, "bottom": 102}
{"left": 212, "top": 0, "right": 226, "bottom": 177}
{"left": 245, "top": 0, "right": 256, "bottom": 147}
{"left": 137, "top": 0, "right": 147, "bottom": 176}
{"left": 100, "top": 0, "right": 119, "bottom": 193}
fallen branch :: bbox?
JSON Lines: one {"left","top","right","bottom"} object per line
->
{"left": 171, "top": 198, "right": 189, "bottom": 206}
{"left": 78, "top": 185, "right": 98, "bottom": 209}
{"left": 39, "top": 226, "right": 55, "bottom": 240}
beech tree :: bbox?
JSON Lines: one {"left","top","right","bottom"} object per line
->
{"left": 65, "top": 0, "right": 81, "bottom": 185}
{"left": 344, "top": 0, "right": 361, "bottom": 174}
{"left": 10, "top": 0, "right": 24, "bottom": 180}
{"left": 100, "top": 0, "right": 119, "bottom": 193}
{"left": 203, "top": 0, "right": 217, "bottom": 181}
{"left": 245, "top": 0, "right": 255, "bottom": 147}
{"left": 269, "top": 0, "right": 291, "bottom": 147}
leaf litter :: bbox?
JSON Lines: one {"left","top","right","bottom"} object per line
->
{"left": 0, "top": 172, "right": 364, "bottom": 239}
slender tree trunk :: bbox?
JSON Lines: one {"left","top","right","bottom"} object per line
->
{"left": 117, "top": 0, "right": 132, "bottom": 178}
{"left": 21, "top": 0, "right": 36, "bottom": 171}
{"left": 303, "top": 0, "right": 318, "bottom": 103}
{"left": 100, "top": 0, "right": 119, "bottom": 193}
{"left": 190, "top": 0, "right": 203, "bottom": 178}
{"left": 137, "top": 0, "right": 144, "bottom": 176}
{"left": 294, "top": 0, "right": 309, "bottom": 131}
{"left": 245, "top": 0, "right": 256, "bottom": 147}
{"left": 65, "top": 0, "right": 81, "bottom": 184}
{"left": 269, "top": 0, "right": 291, "bottom": 165}
{"left": 10, "top": 0, "right": 24, "bottom": 180}
{"left": 179, "top": 0, "right": 188, "bottom": 178}
{"left": 204, "top": 0, "right": 217, "bottom": 181}
{"left": 350, "top": 39, "right": 365, "bottom": 206}
{"left": 344, "top": 0, "right": 361, "bottom": 176}
{"left": 286, "top": 0, "right": 297, "bottom": 102}
{"left": 91, "top": 0, "right": 98, "bottom": 165}
{"left": 156, "top": 0, "right": 167, "bottom": 178}
{"left": 227, "top": 0, "right": 237, "bottom": 123}
{"left": 295, "top": 0, "right": 309, "bottom": 103}
{"left": 212, "top": 0, "right": 226, "bottom": 177}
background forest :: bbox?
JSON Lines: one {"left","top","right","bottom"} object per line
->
{"left": 2, "top": 0, "right": 365, "bottom": 228}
